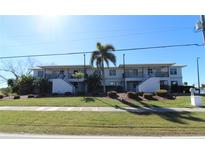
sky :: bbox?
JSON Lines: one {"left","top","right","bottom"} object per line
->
{"left": 0, "top": 15, "right": 204, "bottom": 87}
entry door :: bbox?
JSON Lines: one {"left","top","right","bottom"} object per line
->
{"left": 160, "top": 80, "right": 168, "bottom": 89}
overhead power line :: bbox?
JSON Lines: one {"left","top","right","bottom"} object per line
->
{"left": 0, "top": 43, "right": 203, "bottom": 60}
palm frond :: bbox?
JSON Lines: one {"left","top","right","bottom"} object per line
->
{"left": 96, "top": 57, "right": 102, "bottom": 69}
{"left": 104, "top": 52, "right": 116, "bottom": 66}
{"left": 96, "top": 42, "right": 103, "bottom": 51}
{"left": 104, "top": 58, "right": 109, "bottom": 67}
{"left": 104, "top": 44, "right": 115, "bottom": 51}
{"left": 90, "top": 51, "right": 100, "bottom": 66}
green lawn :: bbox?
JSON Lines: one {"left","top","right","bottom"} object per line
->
{"left": 0, "top": 97, "right": 127, "bottom": 107}
{"left": 0, "top": 111, "right": 205, "bottom": 136}
{"left": 131, "top": 96, "right": 205, "bottom": 108}
{"left": 0, "top": 96, "right": 204, "bottom": 108}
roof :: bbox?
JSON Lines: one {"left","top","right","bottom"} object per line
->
{"left": 172, "top": 64, "right": 187, "bottom": 67}
{"left": 35, "top": 65, "right": 93, "bottom": 69}
{"left": 31, "top": 63, "right": 186, "bottom": 70}
{"left": 119, "top": 63, "right": 176, "bottom": 68}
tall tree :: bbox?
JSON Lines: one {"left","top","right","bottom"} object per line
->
{"left": 0, "top": 58, "right": 36, "bottom": 80}
{"left": 90, "top": 42, "right": 116, "bottom": 93}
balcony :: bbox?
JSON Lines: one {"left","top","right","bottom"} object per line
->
{"left": 124, "top": 72, "right": 144, "bottom": 78}
{"left": 44, "top": 73, "right": 86, "bottom": 82}
{"left": 123, "top": 71, "right": 169, "bottom": 78}
{"left": 154, "top": 72, "right": 169, "bottom": 77}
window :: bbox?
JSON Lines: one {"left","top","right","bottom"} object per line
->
{"left": 170, "top": 68, "right": 177, "bottom": 75}
{"left": 37, "top": 71, "right": 43, "bottom": 77}
{"left": 133, "top": 69, "right": 138, "bottom": 76}
{"left": 109, "top": 81, "right": 120, "bottom": 86}
{"left": 110, "top": 81, "right": 115, "bottom": 85}
{"left": 148, "top": 68, "right": 153, "bottom": 75}
{"left": 109, "top": 69, "right": 116, "bottom": 76}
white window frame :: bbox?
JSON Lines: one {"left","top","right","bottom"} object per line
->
{"left": 170, "top": 68, "right": 177, "bottom": 75}
{"left": 37, "top": 71, "right": 44, "bottom": 77}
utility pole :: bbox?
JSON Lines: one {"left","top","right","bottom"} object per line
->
{"left": 83, "top": 54, "right": 86, "bottom": 94}
{"left": 123, "top": 54, "right": 126, "bottom": 91}
{"left": 195, "top": 15, "right": 205, "bottom": 43}
{"left": 197, "top": 57, "right": 201, "bottom": 94}
{"left": 200, "top": 15, "right": 205, "bottom": 43}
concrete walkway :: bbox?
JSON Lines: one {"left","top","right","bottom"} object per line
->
{"left": 0, "top": 106, "right": 205, "bottom": 112}
{"left": 1, "top": 132, "right": 205, "bottom": 139}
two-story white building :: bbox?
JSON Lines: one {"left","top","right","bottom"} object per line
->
{"left": 32, "top": 63, "right": 185, "bottom": 94}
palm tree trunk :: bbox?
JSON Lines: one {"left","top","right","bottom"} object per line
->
{"left": 101, "top": 57, "right": 106, "bottom": 94}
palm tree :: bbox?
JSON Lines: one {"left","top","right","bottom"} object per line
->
{"left": 90, "top": 42, "right": 116, "bottom": 93}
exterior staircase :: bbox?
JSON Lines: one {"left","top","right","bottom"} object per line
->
{"left": 50, "top": 79, "right": 76, "bottom": 94}
{"left": 136, "top": 77, "right": 160, "bottom": 93}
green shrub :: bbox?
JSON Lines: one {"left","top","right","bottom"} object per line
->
{"left": 136, "top": 92, "right": 144, "bottom": 96}
{"left": 28, "top": 94, "right": 35, "bottom": 98}
{"left": 64, "top": 92, "right": 72, "bottom": 96}
{"left": 52, "top": 93, "right": 59, "bottom": 96}
{"left": 155, "top": 89, "right": 168, "bottom": 97}
{"left": 143, "top": 93, "right": 153, "bottom": 100}
{"left": 33, "top": 78, "right": 52, "bottom": 94}
{"left": 0, "top": 95, "right": 4, "bottom": 99}
{"left": 127, "top": 92, "right": 137, "bottom": 99}
{"left": 13, "top": 95, "right": 20, "bottom": 99}
{"left": 127, "top": 92, "right": 142, "bottom": 101}
{"left": 76, "top": 92, "right": 86, "bottom": 96}
{"left": 107, "top": 91, "right": 118, "bottom": 99}
{"left": 17, "top": 75, "right": 34, "bottom": 95}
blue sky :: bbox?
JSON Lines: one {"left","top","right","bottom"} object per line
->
{"left": 0, "top": 15, "right": 204, "bottom": 86}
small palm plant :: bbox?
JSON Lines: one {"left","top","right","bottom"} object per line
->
{"left": 72, "top": 72, "right": 84, "bottom": 80}
{"left": 90, "top": 42, "right": 116, "bottom": 93}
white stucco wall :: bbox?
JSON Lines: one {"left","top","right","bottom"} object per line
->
{"left": 51, "top": 79, "right": 75, "bottom": 94}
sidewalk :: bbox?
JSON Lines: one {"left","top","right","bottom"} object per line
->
{"left": 0, "top": 106, "right": 205, "bottom": 112}
{"left": 1, "top": 132, "right": 205, "bottom": 139}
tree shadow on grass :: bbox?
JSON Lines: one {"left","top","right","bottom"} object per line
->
{"left": 95, "top": 97, "right": 118, "bottom": 108}
{"left": 81, "top": 97, "right": 95, "bottom": 103}
{"left": 117, "top": 98, "right": 205, "bottom": 124}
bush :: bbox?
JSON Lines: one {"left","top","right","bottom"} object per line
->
{"left": 143, "top": 93, "right": 154, "bottom": 100}
{"left": 27, "top": 94, "right": 35, "bottom": 98}
{"left": 0, "top": 95, "right": 4, "bottom": 99}
{"left": 171, "top": 85, "right": 193, "bottom": 93}
{"left": 136, "top": 92, "right": 144, "bottom": 96}
{"left": 127, "top": 92, "right": 137, "bottom": 99}
{"left": 107, "top": 91, "right": 118, "bottom": 99}
{"left": 127, "top": 92, "right": 142, "bottom": 101}
{"left": 76, "top": 92, "right": 86, "bottom": 96}
{"left": 64, "top": 92, "right": 72, "bottom": 96}
{"left": 52, "top": 93, "right": 59, "bottom": 96}
{"left": 13, "top": 95, "right": 20, "bottom": 99}
{"left": 17, "top": 75, "right": 34, "bottom": 95}
{"left": 155, "top": 89, "right": 168, "bottom": 97}
{"left": 33, "top": 78, "right": 52, "bottom": 95}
